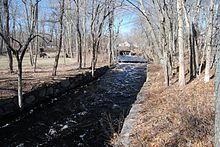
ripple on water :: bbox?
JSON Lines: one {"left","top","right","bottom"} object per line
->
{"left": 0, "top": 63, "right": 147, "bottom": 146}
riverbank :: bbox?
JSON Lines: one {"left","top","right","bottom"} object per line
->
{"left": 117, "top": 64, "right": 214, "bottom": 146}
{"left": 0, "top": 66, "right": 110, "bottom": 123}
{"left": 0, "top": 54, "right": 109, "bottom": 100}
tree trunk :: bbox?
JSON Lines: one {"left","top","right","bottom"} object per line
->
{"left": 0, "top": 0, "right": 40, "bottom": 109}
{"left": 136, "top": 0, "right": 163, "bottom": 63}
{"left": 0, "top": 1, "right": 2, "bottom": 54}
{"left": 63, "top": 39, "right": 66, "bottom": 65}
{"left": 52, "top": 0, "right": 65, "bottom": 76}
{"left": 83, "top": 23, "right": 87, "bottom": 67}
{"left": 108, "top": 0, "right": 114, "bottom": 67}
{"left": 17, "top": 60, "right": 23, "bottom": 108}
{"left": 108, "top": 24, "right": 113, "bottom": 67}
{"left": 204, "top": 0, "right": 214, "bottom": 82}
{"left": 29, "top": 42, "right": 34, "bottom": 66}
{"left": 163, "top": 50, "right": 169, "bottom": 86}
{"left": 69, "top": 24, "right": 74, "bottom": 58}
{"left": 83, "top": 0, "right": 87, "bottom": 68}
{"left": 3, "top": 0, "right": 13, "bottom": 73}
{"left": 192, "top": 0, "right": 202, "bottom": 76}
{"left": 215, "top": 46, "right": 220, "bottom": 147}
{"left": 33, "top": 0, "right": 39, "bottom": 72}
{"left": 215, "top": 4, "right": 220, "bottom": 143}
{"left": 0, "top": 5, "right": 3, "bottom": 55}
{"left": 177, "top": 0, "right": 185, "bottom": 86}
{"left": 75, "top": 0, "right": 82, "bottom": 69}
{"left": 183, "top": 2, "right": 194, "bottom": 80}
{"left": 91, "top": 42, "right": 96, "bottom": 77}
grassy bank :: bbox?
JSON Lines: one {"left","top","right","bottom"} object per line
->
{"left": 129, "top": 64, "right": 214, "bottom": 146}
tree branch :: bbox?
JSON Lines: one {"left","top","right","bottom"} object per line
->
{"left": 20, "top": 34, "right": 50, "bottom": 59}
{"left": 0, "top": 32, "right": 16, "bottom": 54}
{"left": 126, "top": 0, "right": 153, "bottom": 26}
{"left": 10, "top": 36, "right": 22, "bottom": 49}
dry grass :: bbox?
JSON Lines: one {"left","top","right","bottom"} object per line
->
{"left": 129, "top": 64, "right": 215, "bottom": 146}
{"left": 0, "top": 53, "right": 109, "bottom": 99}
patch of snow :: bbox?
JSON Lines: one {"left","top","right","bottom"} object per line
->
{"left": 16, "top": 143, "right": 24, "bottom": 147}
{"left": 80, "top": 133, "right": 86, "bottom": 139}
{"left": 58, "top": 124, "right": 63, "bottom": 127}
{"left": 77, "top": 111, "right": 87, "bottom": 116}
{"left": 48, "top": 128, "right": 57, "bottom": 136}
{"left": 60, "top": 125, "right": 68, "bottom": 131}
{"left": 0, "top": 123, "right": 9, "bottom": 128}
{"left": 29, "top": 109, "right": 33, "bottom": 114}
{"left": 77, "top": 143, "right": 84, "bottom": 146}
{"left": 66, "top": 119, "right": 77, "bottom": 124}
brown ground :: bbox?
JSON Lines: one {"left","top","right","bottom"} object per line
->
{"left": 129, "top": 64, "right": 215, "bottom": 146}
{"left": 0, "top": 54, "right": 109, "bottom": 99}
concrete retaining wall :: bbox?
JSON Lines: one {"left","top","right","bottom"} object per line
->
{"left": 0, "top": 66, "right": 109, "bottom": 120}
{"left": 116, "top": 81, "right": 147, "bottom": 146}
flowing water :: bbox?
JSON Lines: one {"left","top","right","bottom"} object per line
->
{"left": 0, "top": 62, "right": 146, "bottom": 147}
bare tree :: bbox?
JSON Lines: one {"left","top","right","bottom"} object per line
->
{"left": 183, "top": 1, "right": 194, "bottom": 80}
{"left": 177, "top": 0, "right": 185, "bottom": 86}
{"left": 82, "top": 0, "right": 87, "bottom": 67}
{"left": 204, "top": 0, "right": 215, "bottom": 82}
{"left": 108, "top": 0, "right": 115, "bottom": 67}
{"left": 3, "top": 0, "right": 13, "bottom": 73}
{"left": 90, "top": 0, "right": 111, "bottom": 76}
{"left": 33, "top": 0, "right": 39, "bottom": 72}
{"left": 52, "top": 0, "right": 65, "bottom": 76}
{"left": 74, "top": 0, "right": 82, "bottom": 69}
{"left": 192, "top": 0, "right": 202, "bottom": 76}
{"left": 0, "top": 0, "right": 44, "bottom": 108}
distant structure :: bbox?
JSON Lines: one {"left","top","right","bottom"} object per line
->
{"left": 116, "top": 41, "right": 139, "bottom": 56}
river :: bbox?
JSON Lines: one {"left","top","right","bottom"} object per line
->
{"left": 0, "top": 62, "right": 146, "bottom": 147}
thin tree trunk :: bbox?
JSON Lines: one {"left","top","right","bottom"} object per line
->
{"left": 29, "top": 42, "right": 34, "bottom": 66}
{"left": 33, "top": 37, "right": 38, "bottom": 72}
{"left": 91, "top": 42, "right": 96, "bottom": 77}
{"left": 162, "top": 20, "right": 169, "bottom": 86}
{"left": 17, "top": 59, "right": 23, "bottom": 108}
{"left": 183, "top": 2, "right": 194, "bottom": 80}
{"left": 108, "top": 23, "right": 113, "bottom": 67}
{"left": 0, "top": 4, "right": 3, "bottom": 55}
{"left": 69, "top": 25, "right": 74, "bottom": 58}
{"left": 76, "top": 33, "right": 79, "bottom": 62}
{"left": 33, "top": 0, "right": 39, "bottom": 72}
{"left": 75, "top": 0, "right": 82, "bottom": 69}
{"left": 199, "top": 40, "right": 207, "bottom": 75}
{"left": 52, "top": 0, "right": 65, "bottom": 76}
{"left": 177, "top": 0, "right": 185, "bottom": 86}
{"left": 204, "top": 0, "right": 214, "bottom": 82}
{"left": 108, "top": 0, "right": 114, "bottom": 67}
{"left": 192, "top": 0, "right": 202, "bottom": 76}
{"left": 63, "top": 39, "right": 66, "bottom": 65}
{"left": 83, "top": 0, "right": 87, "bottom": 67}
{"left": 3, "top": 0, "right": 13, "bottom": 73}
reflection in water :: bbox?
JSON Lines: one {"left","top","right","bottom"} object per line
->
{"left": 0, "top": 63, "right": 146, "bottom": 147}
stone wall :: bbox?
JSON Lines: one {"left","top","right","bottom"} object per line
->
{"left": 116, "top": 81, "right": 148, "bottom": 146}
{"left": 0, "top": 66, "right": 109, "bottom": 120}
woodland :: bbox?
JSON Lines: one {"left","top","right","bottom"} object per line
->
{"left": 0, "top": 0, "right": 220, "bottom": 146}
